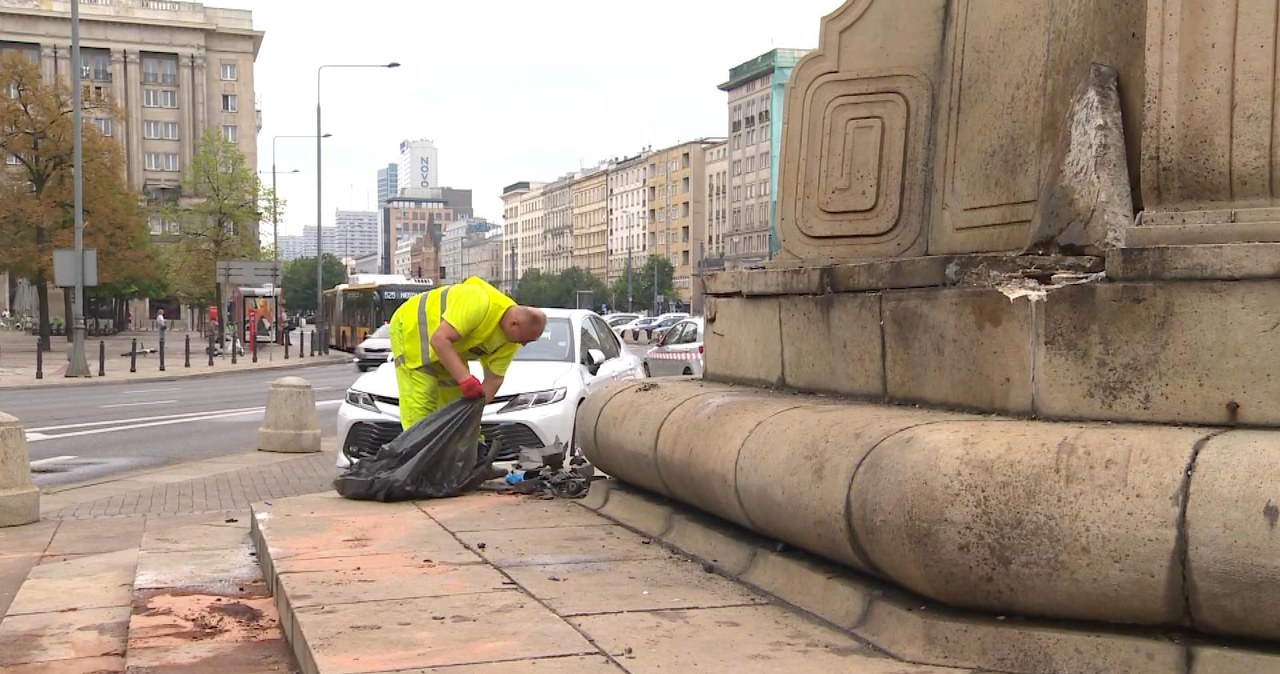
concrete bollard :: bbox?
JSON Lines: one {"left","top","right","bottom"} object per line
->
{"left": 257, "top": 376, "right": 321, "bottom": 453}
{"left": 0, "top": 412, "right": 40, "bottom": 527}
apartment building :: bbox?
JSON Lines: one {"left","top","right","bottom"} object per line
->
{"left": 702, "top": 141, "right": 729, "bottom": 268}
{"left": 571, "top": 167, "right": 608, "bottom": 281}
{"left": 607, "top": 152, "right": 649, "bottom": 285}
{"left": 376, "top": 163, "right": 398, "bottom": 205}
{"left": 646, "top": 139, "right": 722, "bottom": 305}
{"left": 542, "top": 175, "right": 575, "bottom": 275}
{"left": 462, "top": 226, "right": 503, "bottom": 285}
{"left": 0, "top": 0, "right": 263, "bottom": 216}
{"left": 719, "top": 48, "right": 807, "bottom": 269}
{"left": 440, "top": 219, "right": 469, "bottom": 285}
{"left": 380, "top": 195, "right": 456, "bottom": 279}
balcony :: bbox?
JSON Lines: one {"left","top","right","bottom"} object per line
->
{"left": 142, "top": 72, "right": 178, "bottom": 86}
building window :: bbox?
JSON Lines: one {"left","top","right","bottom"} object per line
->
{"left": 142, "top": 56, "right": 177, "bottom": 86}
{"left": 145, "top": 152, "right": 163, "bottom": 170}
{"left": 762, "top": 124, "right": 771, "bottom": 141}
{"left": 94, "top": 117, "right": 112, "bottom": 136}
{"left": 222, "top": 125, "right": 238, "bottom": 142}
{"left": 681, "top": 177, "right": 690, "bottom": 193}
{"left": 746, "top": 156, "right": 754, "bottom": 172}
{"left": 746, "top": 129, "right": 755, "bottom": 145}
{"left": 733, "top": 160, "right": 742, "bottom": 176}
{"left": 161, "top": 90, "right": 177, "bottom": 108}
{"left": 221, "top": 62, "right": 237, "bottom": 81}
{"left": 144, "top": 120, "right": 160, "bottom": 139}
{"left": 143, "top": 89, "right": 160, "bottom": 107}
{"left": 5, "top": 154, "right": 20, "bottom": 165}
{"left": 222, "top": 94, "right": 237, "bottom": 112}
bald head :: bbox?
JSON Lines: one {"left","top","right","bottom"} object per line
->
{"left": 500, "top": 306, "right": 548, "bottom": 346}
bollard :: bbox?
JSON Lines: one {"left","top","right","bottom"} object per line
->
{"left": 98, "top": 340, "right": 105, "bottom": 377}
{"left": 309, "top": 331, "right": 315, "bottom": 357}
{"left": 0, "top": 412, "right": 40, "bottom": 526}
{"left": 257, "top": 377, "right": 321, "bottom": 453}
{"left": 35, "top": 340, "right": 42, "bottom": 380}
{"left": 207, "top": 334, "right": 215, "bottom": 367}
{"left": 184, "top": 335, "right": 190, "bottom": 368}
{"left": 130, "top": 338, "right": 137, "bottom": 373}
{"left": 252, "top": 334, "right": 258, "bottom": 364}
{"left": 159, "top": 338, "right": 166, "bottom": 372}
{"left": 284, "top": 330, "right": 289, "bottom": 360}
{"left": 231, "top": 336, "right": 238, "bottom": 364}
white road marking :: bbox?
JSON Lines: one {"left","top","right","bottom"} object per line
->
{"left": 29, "top": 455, "right": 76, "bottom": 467}
{"left": 100, "top": 400, "right": 177, "bottom": 409}
{"left": 123, "top": 388, "right": 183, "bottom": 394}
{"left": 25, "top": 399, "right": 342, "bottom": 443}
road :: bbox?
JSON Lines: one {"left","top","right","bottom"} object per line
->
{"left": 4, "top": 363, "right": 357, "bottom": 488}
{"left": 6, "top": 341, "right": 655, "bottom": 489}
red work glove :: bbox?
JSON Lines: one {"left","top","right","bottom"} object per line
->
{"left": 459, "top": 375, "right": 484, "bottom": 400}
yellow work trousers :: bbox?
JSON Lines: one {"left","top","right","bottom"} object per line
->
{"left": 394, "top": 365, "right": 463, "bottom": 430}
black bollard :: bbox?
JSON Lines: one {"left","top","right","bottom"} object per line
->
{"left": 98, "top": 340, "right": 105, "bottom": 377}
{"left": 130, "top": 338, "right": 137, "bottom": 373}
{"left": 309, "top": 331, "right": 315, "bottom": 357}
{"left": 184, "top": 335, "right": 190, "bottom": 368}
{"left": 207, "top": 334, "right": 214, "bottom": 367}
{"left": 159, "top": 337, "right": 166, "bottom": 372}
{"left": 231, "top": 336, "right": 238, "bottom": 364}
{"left": 284, "top": 329, "right": 289, "bottom": 360}
{"left": 299, "top": 330, "right": 305, "bottom": 358}
{"left": 35, "top": 339, "right": 42, "bottom": 380}
{"left": 252, "top": 334, "right": 258, "bottom": 363}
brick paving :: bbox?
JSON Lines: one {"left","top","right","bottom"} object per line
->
{"left": 46, "top": 452, "right": 341, "bottom": 520}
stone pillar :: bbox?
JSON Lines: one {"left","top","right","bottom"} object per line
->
{"left": 257, "top": 377, "right": 322, "bottom": 453}
{"left": 193, "top": 53, "right": 207, "bottom": 141}
{"left": 110, "top": 51, "right": 128, "bottom": 173}
{"left": 0, "top": 412, "right": 40, "bottom": 527}
{"left": 124, "top": 53, "right": 144, "bottom": 190}
{"left": 38, "top": 45, "right": 56, "bottom": 82}
{"left": 178, "top": 53, "right": 195, "bottom": 172}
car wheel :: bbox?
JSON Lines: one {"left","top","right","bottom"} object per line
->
{"left": 682, "top": 367, "right": 692, "bottom": 376}
{"left": 642, "top": 362, "right": 651, "bottom": 377}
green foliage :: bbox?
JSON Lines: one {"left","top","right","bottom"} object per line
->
{"left": 607, "top": 255, "right": 674, "bottom": 312}
{"left": 282, "top": 254, "right": 347, "bottom": 314}
{"left": 513, "top": 266, "right": 608, "bottom": 309}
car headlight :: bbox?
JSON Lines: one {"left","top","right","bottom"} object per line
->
{"left": 498, "top": 388, "right": 567, "bottom": 413}
{"left": 345, "top": 388, "right": 380, "bottom": 413}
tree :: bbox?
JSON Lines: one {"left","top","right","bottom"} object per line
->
{"left": 513, "top": 267, "right": 607, "bottom": 309}
{"left": 165, "top": 128, "right": 265, "bottom": 344}
{"left": 0, "top": 52, "right": 157, "bottom": 351}
{"left": 282, "top": 254, "right": 346, "bottom": 314}
{"left": 609, "top": 255, "right": 674, "bottom": 313}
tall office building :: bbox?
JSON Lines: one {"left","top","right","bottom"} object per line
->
{"left": 376, "top": 163, "right": 398, "bottom": 204}
{"left": 333, "top": 210, "right": 379, "bottom": 260}
{"left": 397, "top": 138, "right": 439, "bottom": 195}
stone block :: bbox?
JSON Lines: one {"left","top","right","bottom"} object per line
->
{"left": 655, "top": 389, "right": 810, "bottom": 529}
{"left": 828, "top": 256, "right": 951, "bottom": 292}
{"left": 849, "top": 421, "right": 1203, "bottom": 626}
{"left": 779, "top": 293, "right": 883, "bottom": 397}
{"left": 663, "top": 513, "right": 758, "bottom": 577}
{"left": 575, "top": 380, "right": 632, "bottom": 468}
{"left": 701, "top": 269, "right": 741, "bottom": 296}
{"left": 456, "top": 524, "right": 666, "bottom": 568}
{"left": 882, "top": 288, "right": 1034, "bottom": 414}
{"left": 703, "top": 296, "right": 783, "bottom": 386}
{"left": 1035, "top": 281, "right": 1280, "bottom": 425}
{"left": 739, "top": 266, "right": 824, "bottom": 296}
{"left": 739, "top": 550, "right": 874, "bottom": 631}
{"left": 1190, "top": 645, "right": 1280, "bottom": 674}
{"left": 1185, "top": 431, "right": 1280, "bottom": 640}
{"left": 1106, "top": 243, "right": 1280, "bottom": 281}
{"left": 0, "top": 412, "right": 39, "bottom": 528}
{"left": 256, "top": 377, "right": 321, "bottom": 453}
{"left": 596, "top": 488, "right": 674, "bottom": 540}
{"left": 589, "top": 379, "right": 714, "bottom": 495}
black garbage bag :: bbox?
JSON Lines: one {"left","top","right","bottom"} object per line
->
{"left": 333, "top": 397, "right": 499, "bottom": 502}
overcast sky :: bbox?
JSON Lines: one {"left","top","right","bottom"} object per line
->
{"left": 216, "top": 0, "right": 841, "bottom": 238}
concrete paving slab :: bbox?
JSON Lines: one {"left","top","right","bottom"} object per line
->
{"left": 44, "top": 517, "right": 145, "bottom": 557}
{"left": 0, "top": 605, "right": 130, "bottom": 666}
{"left": 134, "top": 548, "right": 262, "bottom": 595}
{"left": 419, "top": 493, "right": 613, "bottom": 532}
{"left": 7, "top": 549, "right": 136, "bottom": 615}
{"left": 572, "top": 605, "right": 970, "bottom": 673}
{"left": 457, "top": 525, "right": 668, "bottom": 567}
{"left": 258, "top": 510, "right": 479, "bottom": 567}
{"left": 0, "top": 520, "right": 59, "bottom": 556}
{"left": 390, "top": 654, "right": 625, "bottom": 673}
{"left": 256, "top": 492, "right": 417, "bottom": 519}
{"left": 503, "top": 557, "right": 769, "bottom": 617}
{"left": 0, "top": 553, "right": 39, "bottom": 617}
{"left": 292, "top": 592, "right": 597, "bottom": 674}
{"left": 141, "top": 513, "right": 252, "bottom": 553}
{"left": 128, "top": 593, "right": 279, "bottom": 649}
{"left": 0, "top": 655, "right": 125, "bottom": 673}
{"left": 278, "top": 553, "right": 511, "bottom": 608}
{"left": 125, "top": 639, "right": 294, "bottom": 673}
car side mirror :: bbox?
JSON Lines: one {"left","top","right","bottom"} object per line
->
{"left": 587, "top": 348, "right": 606, "bottom": 374}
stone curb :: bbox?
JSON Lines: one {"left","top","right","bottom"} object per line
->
{"left": 579, "top": 479, "right": 1280, "bottom": 674}
{"left": 0, "top": 355, "right": 347, "bottom": 391}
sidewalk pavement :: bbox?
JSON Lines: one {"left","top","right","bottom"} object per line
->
{"left": 0, "top": 328, "right": 346, "bottom": 389}
{"left": 251, "top": 490, "right": 973, "bottom": 674}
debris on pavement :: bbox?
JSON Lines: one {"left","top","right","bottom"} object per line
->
{"left": 502, "top": 443, "right": 602, "bottom": 499}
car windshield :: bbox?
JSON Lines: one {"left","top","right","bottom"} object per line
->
{"left": 370, "top": 324, "right": 390, "bottom": 339}
{"left": 513, "top": 318, "right": 573, "bottom": 362}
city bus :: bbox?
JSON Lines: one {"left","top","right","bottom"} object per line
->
{"left": 323, "top": 274, "right": 433, "bottom": 351}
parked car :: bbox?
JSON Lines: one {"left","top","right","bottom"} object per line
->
{"left": 629, "top": 312, "right": 689, "bottom": 341}
{"left": 352, "top": 323, "right": 391, "bottom": 372}
{"left": 613, "top": 316, "right": 648, "bottom": 337}
{"left": 337, "top": 308, "right": 644, "bottom": 467}
{"left": 603, "top": 313, "right": 640, "bottom": 329}
{"left": 643, "top": 318, "right": 704, "bottom": 377}
{"left": 649, "top": 315, "right": 693, "bottom": 343}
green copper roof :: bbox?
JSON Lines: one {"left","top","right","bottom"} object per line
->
{"left": 718, "top": 48, "right": 809, "bottom": 91}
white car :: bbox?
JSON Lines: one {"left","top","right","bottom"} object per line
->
{"left": 352, "top": 323, "right": 391, "bottom": 372}
{"left": 643, "top": 317, "right": 704, "bottom": 377}
{"left": 603, "top": 313, "right": 640, "bottom": 329}
{"left": 336, "top": 308, "right": 644, "bottom": 467}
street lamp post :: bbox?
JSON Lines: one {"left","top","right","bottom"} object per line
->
{"left": 270, "top": 133, "right": 328, "bottom": 345}
{"left": 317, "top": 62, "right": 398, "bottom": 355}
{"left": 65, "top": 0, "right": 90, "bottom": 377}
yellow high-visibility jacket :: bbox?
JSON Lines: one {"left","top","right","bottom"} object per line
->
{"left": 389, "top": 277, "right": 518, "bottom": 378}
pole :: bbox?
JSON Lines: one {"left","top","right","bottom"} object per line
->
{"left": 626, "top": 243, "right": 633, "bottom": 313}
{"left": 129, "top": 338, "right": 136, "bottom": 373}
{"left": 184, "top": 334, "right": 190, "bottom": 368}
{"left": 315, "top": 71, "right": 325, "bottom": 356}
{"left": 97, "top": 340, "right": 104, "bottom": 376}
{"left": 272, "top": 140, "right": 282, "bottom": 347}
{"left": 65, "top": 0, "right": 90, "bottom": 377}
{"left": 35, "top": 339, "right": 42, "bottom": 380}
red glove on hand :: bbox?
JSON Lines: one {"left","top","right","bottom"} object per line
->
{"left": 459, "top": 375, "right": 484, "bottom": 400}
